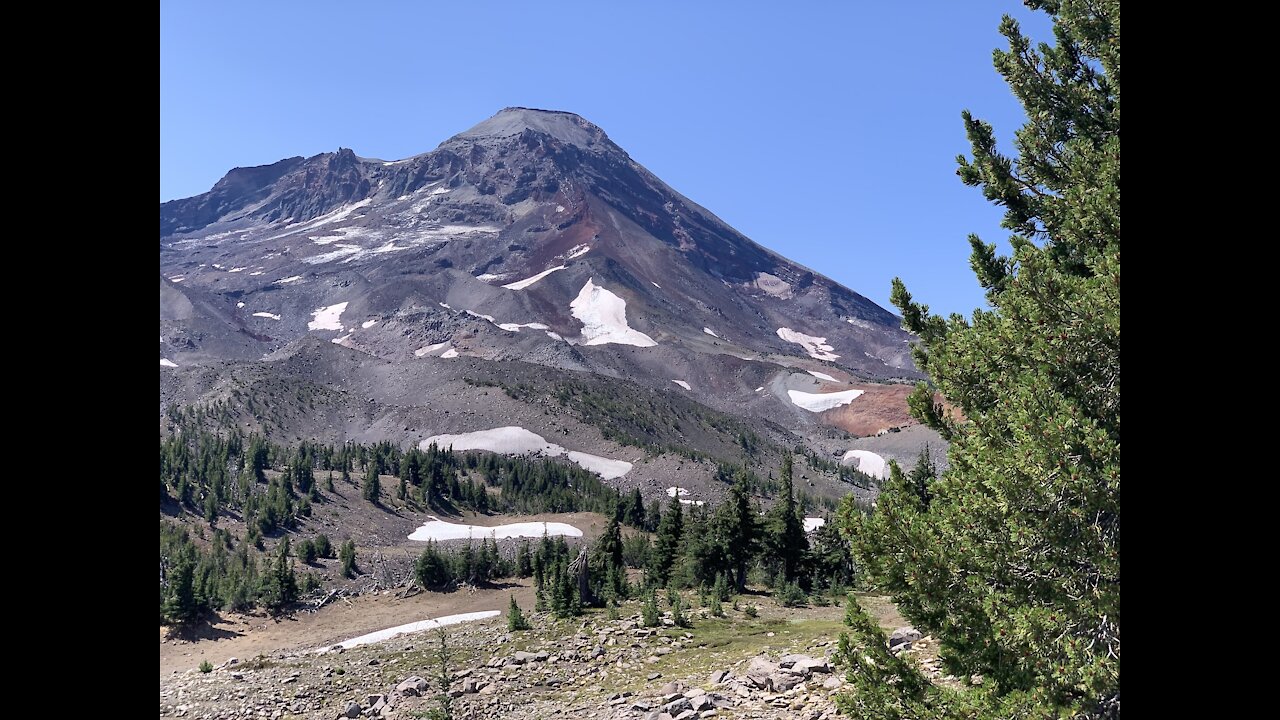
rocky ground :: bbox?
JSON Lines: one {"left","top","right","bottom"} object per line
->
{"left": 160, "top": 592, "right": 942, "bottom": 720}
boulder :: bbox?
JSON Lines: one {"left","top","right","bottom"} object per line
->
{"left": 745, "top": 656, "right": 779, "bottom": 688}
{"left": 342, "top": 701, "right": 361, "bottom": 718}
{"left": 512, "top": 651, "right": 538, "bottom": 664}
{"left": 708, "top": 670, "right": 729, "bottom": 685}
{"left": 394, "top": 677, "right": 428, "bottom": 697}
{"left": 770, "top": 672, "right": 804, "bottom": 692}
{"left": 663, "top": 697, "right": 692, "bottom": 714}
{"left": 889, "top": 627, "right": 922, "bottom": 649}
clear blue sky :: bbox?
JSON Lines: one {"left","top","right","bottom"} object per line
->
{"left": 160, "top": 1, "right": 1050, "bottom": 317}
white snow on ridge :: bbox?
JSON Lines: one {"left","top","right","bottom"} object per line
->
{"left": 807, "top": 370, "right": 838, "bottom": 382}
{"left": 408, "top": 515, "right": 583, "bottom": 542}
{"left": 308, "top": 302, "right": 349, "bottom": 331}
{"left": 841, "top": 450, "right": 889, "bottom": 480}
{"left": 415, "top": 341, "right": 450, "bottom": 357}
{"left": 804, "top": 517, "right": 826, "bottom": 533}
{"left": 160, "top": 358, "right": 178, "bottom": 368}
{"left": 421, "top": 426, "right": 632, "bottom": 479}
{"left": 496, "top": 322, "right": 550, "bottom": 332}
{"left": 321, "top": 610, "right": 500, "bottom": 651}
{"left": 672, "top": 380, "right": 691, "bottom": 390}
{"left": 276, "top": 275, "right": 304, "bottom": 285}
{"left": 667, "top": 487, "right": 691, "bottom": 497}
{"left": 565, "top": 244, "right": 590, "bottom": 259}
{"left": 787, "top": 388, "right": 865, "bottom": 412}
{"left": 361, "top": 320, "right": 378, "bottom": 329}
{"left": 570, "top": 279, "right": 657, "bottom": 347}
{"left": 331, "top": 334, "right": 352, "bottom": 345}
{"left": 652, "top": 282, "right": 661, "bottom": 289}
{"left": 440, "top": 348, "right": 459, "bottom": 358}
{"left": 475, "top": 273, "right": 506, "bottom": 282}
{"left": 252, "top": 312, "right": 282, "bottom": 320}
{"left": 503, "top": 265, "right": 566, "bottom": 290}
{"left": 755, "top": 386, "right": 765, "bottom": 392}
{"left": 304, "top": 244, "right": 363, "bottom": 264}
{"left": 703, "top": 327, "right": 720, "bottom": 338}
{"left": 777, "top": 327, "right": 840, "bottom": 361}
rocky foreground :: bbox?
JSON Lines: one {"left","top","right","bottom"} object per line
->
{"left": 160, "top": 595, "right": 937, "bottom": 720}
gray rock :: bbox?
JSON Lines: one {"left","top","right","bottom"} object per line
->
{"left": 661, "top": 681, "right": 685, "bottom": 695}
{"left": 342, "top": 701, "right": 361, "bottom": 718}
{"left": 708, "top": 670, "right": 729, "bottom": 685}
{"left": 647, "top": 672, "right": 662, "bottom": 681}
{"left": 889, "top": 627, "right": 922, "bottom": 649}
{"left": 394, "top": 676, "right": 428, "bottom": 696}
{"left": 746, "top": 656, "right": 779, "bottom": 688}
{"left": 512, "top": 651, "right": 538, "bottom": 664}
{"left": 663, "top": 697, "right": 692, "bottom": 714}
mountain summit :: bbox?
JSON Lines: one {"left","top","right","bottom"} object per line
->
{"left": 161, "top": 108, "right": 918, "bottom": 440}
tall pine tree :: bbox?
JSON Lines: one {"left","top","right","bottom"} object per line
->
{"left": 840, "top": 2, "right": 1120, "bottom": 717}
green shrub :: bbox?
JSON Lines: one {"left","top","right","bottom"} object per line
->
{"left": 199, "top": 660, "right": 213, "bottom": 673}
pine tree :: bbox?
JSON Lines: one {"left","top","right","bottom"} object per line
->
{"left": 516, "top": 540, "right": 533, "bottom": 578}
{"left": 507, "top": 594, "right": 530, "bottom": 631}
{"left": 624, "top": 488, "right": 646, "bottom": 528}
{"left": 840, "top": 3, "right": 1120, "bottom": 717}
{"left": 361, "top": 462, "right": 380, "bottom": 503}
{"left": 714, "top": 469, "right": 760, "bottom": 592}
{"left": 648, "top": 495, "right": 684, "bottom": 586}
{"left": 259, "top": 537, "right": 298, "bottom": 614}
{"left": 765, "top": 454, "right": 807, "bottom": 584}
{"left": 339, "top": 539, "right": 357, "bottom": 578}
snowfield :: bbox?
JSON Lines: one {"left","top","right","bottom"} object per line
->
{"left": 503, "top": 265, "right": 566, "bottom": 290}
{"left": 754, "top": 272, "right": 795, "bottom": 299}
{"left": 440, "top": 348, "right": 459, "bottom": 358}
{"left": 160, "top": 358, "right": 178, "bottom": 368}
{"left": 807, "top": 370, "right": 838, "bottom": 382}
{"left": 361, "top": 319, "right": 378, "bottom": 329}
{"left": 703, "top": 327, "right": 720, "bottom": 338}
{"left": 408, "top": 515, "right": 583, "bottom": 542}
{"left": 787, "top": 388, "right": 865, "bottom": 412}
{"left": 321, "top": 611, "right": 500, "bottom": 651}
{"left": 804, "top": 517, "right": 826, "bottom": 533}
{"left": 421, "top": 426, "right": 632, "bottom": 479}
{"left": 841, "top": 450, "right": 889, "bottom": 479}
{"left": 672, "top": 380, "right": 691, "bottom": 390}
{"left": 565, "top": 244, "right": 590, "bottom": 259}
{"left": 252, "top": 312, "right": 282, "bottom": 320}
{"left": 777, "top": 327, "right": 840, "bottom": 361}
{"left": 308, "top": 302, "right": 349, "bottom": 331}
{"left": 415, "top": 341, "right": 450, "bottom": 357}
{"left": 570, "top": 279, "right": 657, "bottom": 347}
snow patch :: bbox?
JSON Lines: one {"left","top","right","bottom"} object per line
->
{"left": 570, "top": 279, "right": 657, "bottom": 347}
{"left": 303, "top": 244, "right": 363, "bottom": 264}
{"left": 421, "top": 426, "right": 632, "bottom": 479}
{"left": 168, "top": 275, "right": 184, "bottom": 283}
{"left": 237, "top": 302, "right": 245, "bottom": 308}
{"left": 361, "top": 319, "right": 378, "bottom": 329}
{"left": 331, "top": 334, "right": 352, "bottom": 345}
{"left": 841, "top": 450, "right": 889, "bottom": 480}
{"left": 415, "top": 341, "right": 450, "bottom": 357}
{"left": 439, "top": 302, "right": 452, "bottom": 309}
{"left": 755, "top": 386, "right": 765, "bottom": 392}
{"left": 160, "top": 358, "right": 178, "bottom": 368}
{"left": 776, "top": 327, "right": 840, "bottom": 361}
{"left": 229, "top": 267, "right": 246, "bottom": 273}
{"left": 807, "top": 370, "right": 838, "bottom": 382}
{"left": 565, "top": 244, "right": 590, "bottom": 259}
{"left": 804, "top": 517, "right": 825, "bottom": 533}
{"left": 652, "top": 282, "right": 661, "bottom": 289}
{"left": 496, "top": 322, "right": 550, "bottom": 332}
{"left": 275, "top": 275, "right": 304, "bottom": 285}
{"left": 503, "top": 265, "right": 566, "bottom": 290}
{"left": 308, "top": 302, "right": 349, "bottom": 331}
{"left": 321, "top": 611, "right": 500, "bottom": 651}
{"left": 409, "top": 516, "right": 582, "bottom": 542}
{"left": 546, "top": 331, "right": 564, "bottom": 341}
{"left": 703, "top": 327, "right": 720, "bottom": 339}
{"left": 475, "top": 273, "right": 505, "bottom": 282}
{"left": 249, "top": 271, "right": 264, "bottom": 276}
{"left": 440, "top": 348, "right": 459, "bottom": 358}
{"left": 252, "top": 312, "right": 282, "bottom": 320}
{"left": 555, "top": 205, "right": 566, "bottom": 212}
{"left": 672, "top": 380, "right": 691, "bottom": 390}
{"left": 787, "top": 388, "right": 865, "bottom": 412}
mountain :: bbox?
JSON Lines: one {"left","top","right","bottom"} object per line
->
{"left": 160, "top": 108, "right": 932, "bottom": 483}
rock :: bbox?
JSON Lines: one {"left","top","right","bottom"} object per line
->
{"left": 512, "top": 651, "right": 538, "bottom": 664}
{"left": 780, "top": 654, "right": 831, "bottom": 674}
{"left": 342, "top": 701, "right": 361, "bottom": 718}
{"left": 822, "top": 676, "right": 844, "bottom": 691}
{"left": 889, "top": 627, "right": 922, "bottom": 649}
{"left": 690, "top": 695, "right": 716, "bottom": 711}
{"left": 661, "top": 681, "right": 685, "bottom": 695}
{"left": 684, "top": 687, "right": 706, "bottom": 698}
{"left": 699, "top": 711, "right": 718, "bottom": 718}
{"left": 770, "top": 673, "right": 804, "bottom": 692}
{"left": 478, "top": 683, "right": 498, "bottom": 696}
{"left": 746, "top": 656, "right": 779, "bottom": 688}
{"left": 647, "top": 672, "right": 662, "bottom": 681}
{"left": 663, "top": 697, "right": 692, "bottom": 714}
{"left": 395, "top": 676, "right": 428, "bottom": 696}
{"left": 462, "top": 679, "right": 479, "bottom": 694}
{"left": 534, "top": 650, "right": 549, "bottom": 661}
{"left": 631, "top": 701, "right": 653, "bottom": 711}
{"left": 674, "top": 711, "right": 697, "bottom": 720}
{"left": 708, "top": 670, "right": 729, "bottom": 685}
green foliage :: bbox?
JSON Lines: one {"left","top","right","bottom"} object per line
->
{"left": 314, "top": 534, "right": 332, "bottom": 559}
{"left": 361, "top": 462, "right": 380, "bottom": 503}
{"left": 426, "top": 628, "right": 454, "bottom": 720}
{"left": 743, "top": 604, "right": 758, "bottom": 618}
{"left": 641, "top": 588, "right": 660, "bottom": 627}
{"left": 296, "top": 538, "right": 317, "bottom": 565}
{"left": 648, "top": 496, "right": 684, "bottom": 586}
{"left": 339, "top": 539, "right": 356, "bottom": 579}
{"left": 764, "top": 454, "right": 808, "bottom": 584}
{"left": 507, "top": 595, "right": 531, "bottom": 631}
{"left": 199, "top": 660, "right": 213, "bottom": 674}
{"left": 774, "top": 581, "right": 807, "bottom": 608}
{"left": 259, "top": 537, "right": 298, "bottom": 614}
{"left": 670, "top": 590, "right": 691, "bottom": 628}
{"left": 844, "top": 2, "right": 1120, "bottom": 717}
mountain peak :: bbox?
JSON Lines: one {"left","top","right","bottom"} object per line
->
{"left": 447, "top": 107, "right": 614, "bottom": 151}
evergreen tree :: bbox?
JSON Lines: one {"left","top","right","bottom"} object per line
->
{"left": 714, "top": 470, "right": 760, "bottom": 592}
{"left": 840, "top": 3, "right": 1120, "bottom": 717}
{"left": 516, "top": 540, "right": 534, "bottom": 578}
{"left": 361, "top": 462, "right": 380, "bottom": 503}
{"left": 507, "top": 594, "right": 530, "bottom": 631}
{"left": 624, "top": 488, "right": 646, "bottom": 528}
{"left": 648, "top": 496, "right": 684, "bottom": 586}
{"left": 339, "top": 539, "right": 357, "bottom": 578}
{"left": 259, "top": 537, "right": 298, "bottom": 613}
{"left": 314, "top": 533, "right": 332, "bottom": 559}
{"left": 765, "top": 454, "right": 808, "bottom": 584}
{"left": 161, "top": 548, "right": 199, "bottom": 625}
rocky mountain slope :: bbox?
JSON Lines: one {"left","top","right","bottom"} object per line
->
{"left": 160, "top": 107, "right": 936, "bottom": 476}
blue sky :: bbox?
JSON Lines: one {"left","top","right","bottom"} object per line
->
{"left": 161, "top": 1, "right": 1051, "bottom": 317}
